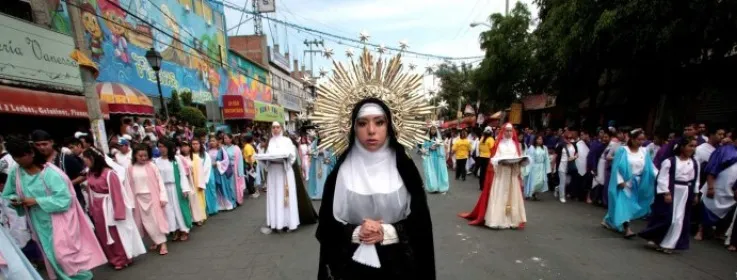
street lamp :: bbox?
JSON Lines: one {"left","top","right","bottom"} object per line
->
{"left": 469, "top": 22, "right": 493, "bottom": 28}
{"left": 145, "top": 48, "right": 168, "bottom": 119}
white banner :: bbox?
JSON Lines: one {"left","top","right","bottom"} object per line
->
{"left": 257, "top": 0, "right": 276, "bottom": 13}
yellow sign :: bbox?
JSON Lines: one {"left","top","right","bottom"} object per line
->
{"left": 509, "top": 103, "right": 522, "bottom": 124}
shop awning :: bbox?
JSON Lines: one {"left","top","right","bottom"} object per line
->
{"left": 0, "top": 85, "right": 109, "bottom": 119}
{"left": 222, "top": 94, "right": 255, "bottom": 120}
{"left": 97, "top": 82, "right": 155, "bottom": 115}
{"left": 254, "top": 101, "right": 285, "bottom": 123}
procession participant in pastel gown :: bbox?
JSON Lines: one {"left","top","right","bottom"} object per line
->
{"left": 316, "top": 98, "right": 435, "bottom": 279}
{"left": 602, "top": 129, "right": 657, "bottom": 238}
{"left": 460, "top": 123, "right": 529, "bottom": 229}
{"left": 695, "top": 141, "right": 737, "bottom": 247}
{"left": 192, "top": 139, "right": 218, "bottom": 216}
{"left": 554, "top": 131, "right": 578, "bottom": 203}
{"left": 2, "top": 136, "right": 106, "bottom": 280}
{"left": 259, "top": 122, "right": 300, "bottom": 234}
{"left": 298, "top": 133, "right": 312, "bottom": 182}
{"left": 288, "top": 137, "right": 319, "bottom": 225}
{"left": 0, "top": 225, "right": 43, "bottom": 280}
{"left": 308, "top": 135, "right": 335, "bottom": 199}
{"left": 476, "top": 127, "right": 496, "bottom": 190}
{"left": 154, "top": 139, "right": 193, "bottom": 241}
{"left": 421, "top": 125, "right": 450, "bottom": 193}
{"left": 222, "top": 134, "right": 247, "bottom": 206}
{"left": 81, "top": 147, "right": 146, "bottom": 269}
{"left": 639, "top": 138, "right": 700, "bottom": 253}
{"left": 0, "top": 151, "right": 43, "bottom": 266}
{"left": 128, "top": 144, "right": 170, "bottom": 255}
{"left": 179, "top": 141, "right": 206, "bottom": 226}
{"left": 524, "top": 135, "right": 551, "bottom": 200}
{"left": 210, "top": 137, "right": 236, "bottom": 211}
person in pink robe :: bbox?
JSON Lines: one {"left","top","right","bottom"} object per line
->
{"left": 127, "top": 144, "right": 170, "bottom": 255}
{"left": 82, "top": 147, "right": 146, "bottom": 270}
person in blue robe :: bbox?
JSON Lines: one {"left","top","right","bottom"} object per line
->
{"left": 421, "top": 126, "right": 449, "bottom": 193}
{"left": 603, "top": 129, "right": 657, "bottom": 238}
{"left": 524, "top": 135, "right": 551, "bottom": 200}
{"left": 308, "top": 137, "right": 335, "bottom": 200}
{"left": 0, "top": 226, "right": 43, "bottom": 280}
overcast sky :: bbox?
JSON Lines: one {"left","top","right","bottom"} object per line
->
{"left": 223, "top": 0, "right": 538, "bottom": 92}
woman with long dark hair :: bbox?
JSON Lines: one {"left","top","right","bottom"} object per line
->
{"left": 2, "top": 136, "right": 106, "bottom": 279}
{"left": 476, "top": 127, "right": 496, "bottom": 190}
{"left": 155, "top": 138, "right": 193, "bottom": 241}
{"left": 180, "top": 141, "right": 206, "bottom": 226}
{"left": 222, "top": 134, "right": 247, "bottom": 206}
{"left": 316, "top": 98, "right": 435, "bottom": 279}
{"left": 128, "top": 144, "right": 169, "bottom": 255}
{"left": 192, "top": 138, "right": 218, "bottom": 216}
{"left": 602, "top": 129, "right": 657, "bottom": 238}
{"left": 421, "top": 125, "right": 449, "bottom": 193}
{"left": 524, "top": 135, "right": 551, "bottom": 200}
{"left": 81, "top": 147, "right": 146, "bottom": 269}
{"left": 639, "top": 137, "right": 699, "bottom": 253}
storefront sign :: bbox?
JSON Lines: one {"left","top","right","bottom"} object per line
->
{"left": 0, "top": 85, "right": 109, "bottom": 119}
{"left": 222, "top": 95, "right": 255, "bottom": 120}
{"left": 254, "top": 101, "right": 284, "bottom": 122}
{"left": 0, "top": 13, "right": 83, "bottom": 92}
{"left": 276, "top": 91, "right": 302, "bottom": 111}
{"left": 270, "top": 50, "right": 291, "bottom": 72}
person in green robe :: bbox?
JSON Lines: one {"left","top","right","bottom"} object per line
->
{"left": 2, "top": 136, "right": 106, "bottom": 280}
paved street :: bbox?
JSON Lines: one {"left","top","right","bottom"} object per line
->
{"left": 93, "top": 157, "right": 737, "bottom": 280}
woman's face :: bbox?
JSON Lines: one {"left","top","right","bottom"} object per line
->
{"left": 503, "top": 128, "right": 512, "bottom": 139}
{"left": 134, "top": 150, "right": 148, "bottom": 163}
{"left": 429, "top": 127, "right": 437, "bottom": 135}
{"left": 209, "top": 138, "right": 218, "bottom": 148}
{"left": 180, "top": 145, "right": 191, "bottom": 155}
{"left": 355, "top": 114, "right": 388, "bottom": 152}
{"left": 535, "top": 136, "right": 543, "bottom": 145}
{"left": 634, "top": 133, "right": 646, "bottom": 147}
{"left": 82, "top": 155, "right": 93, "bottom": 168}
{"left": 683, "top": 139, "right": 697, "bottom": 157}
{"left": 223, "top": 135, "right": 232, "bottom": 145}
{"left": 271, "top": 125, "right": 282, "bottom": 137}
{"left": 158, "top": 143, "right": 168, "bottom": 157}
{"left": 192, "top": 140, "right": 201, "bottom": 153}
{"left": 13, "top": 152, "right": 34, "bottom": 168}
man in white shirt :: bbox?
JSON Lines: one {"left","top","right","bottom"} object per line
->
{"left": 115, "top": 138, "right": 133, "bottom": 169}
{"left": 574, "top": 130, "right": 592, "bottom": 203}
{"left": 695, "top": 129, "right": 725, "bottom": 184}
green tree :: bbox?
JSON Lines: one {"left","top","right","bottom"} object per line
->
{"left": 180, "top": 90, "right": 193, "bottom": 107}
{"left": 178, "top": 106, "right": 207, "bottom": 128}
{"left": 167, "top": 90, "right": 183, "bottom": 116}
{"left": 474, "top": 2, "right": 537, "bottom": 111}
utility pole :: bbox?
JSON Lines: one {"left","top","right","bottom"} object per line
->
{"left": 252, "top": 0, "right": 263, "bottom": 35}
{"left": 303, "top": 39, "right": 324, "bottom": 78}
{"left": 67, "top": 0, "right": 109, "bottom": 153}
{"left": 505, "top": 0, "right": 510, "bottom": 15}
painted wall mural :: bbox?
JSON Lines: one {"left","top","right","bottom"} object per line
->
{"left": 226, "top": 51, "right": 272, "bottom": 103}
{"left": 82, "top": 0, "right": 228, "bottom": 104}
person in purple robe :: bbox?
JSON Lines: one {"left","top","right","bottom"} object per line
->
{"left": 694, "top": 140, "right": 737, "bottom": 245}
{"left": 654, "top": 124, "right": 698, "bottom": 169}
{"left": 589, "top": 131, "right": 614, "bottom": 206}
{"left": 639, "top": 137, "right": 700, "bottom": 254}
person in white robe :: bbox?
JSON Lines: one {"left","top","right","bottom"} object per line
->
{"left": 460, "top": 123, "right": 528, "bottom": 229}
{"left": 639, "top": 138, "right": 700, "bottom": 253}
{"left": 696, "top": 143, "right": 737, "bottom": 245}
{"left": 259, "top": 122, "right": 300, "bottom": 233}
{"left": 154, "top": 141, "right": 193, "bottom": 240}
{"left": 575, "top": 132, "right": 591, "bottom": 203}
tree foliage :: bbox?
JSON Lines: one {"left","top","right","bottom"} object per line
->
{"left": 167, "top": 90, "right": 183, "bottom": 116}
{"left": 178, "top": 106, "right": 207, "bottom": 128}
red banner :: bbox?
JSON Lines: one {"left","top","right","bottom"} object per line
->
{"left": 0, "top": 85, "right": 109, "bottom": 119}
{"left": 222, "top": 95, "right": 255, "bottom": 120}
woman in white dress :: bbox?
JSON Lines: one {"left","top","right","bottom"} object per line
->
{"left": 128, "top": 144, "right": 169, "bottom": 255}
{"left": 261, "top": 122, "right": 300, "bottom": 233}
{"left": 639, "top": 137, "right": 699, "bottom": 253}
{"left": 460, "top": 123, "right": 528, "bottom": 229}
{"left": 155, "top": 139, "right": 193, "bottom": 241}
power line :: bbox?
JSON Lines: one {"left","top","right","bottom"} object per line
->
{"left": 210, "top": 0, "right": 483, "bottom": 61}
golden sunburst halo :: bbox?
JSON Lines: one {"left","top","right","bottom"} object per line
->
{"left": 310, "top": 48, "right": 436, "bottom": 155}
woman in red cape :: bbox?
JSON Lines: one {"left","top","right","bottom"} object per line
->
{"left": 459, "top": 123, "right": 528, "bottom": 229}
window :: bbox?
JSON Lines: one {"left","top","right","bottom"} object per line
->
{"left": 1, "top": 0, "right": 33, "bottom": 22}
{"left": 178, "top": 0, "right": 193, "bottom": 10}
{"left": 202, "top": 2, "right": 213, "bottom": 24}
{"left": 194, "top": 0, "right": 203, "bottom": 16}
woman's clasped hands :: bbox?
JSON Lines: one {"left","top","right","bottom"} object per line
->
{"left": 359, "top": 218, "right": 384, "bottom": 245}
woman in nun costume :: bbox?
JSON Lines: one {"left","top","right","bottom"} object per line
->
{"left": 638, "top": 137, "right": 700, "bottom": 253}
{"left": 260, "top": 121, "right": 301, "bottom": 233}
{"left": 316, "top": 98, "right": 435, "bottom": 279}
